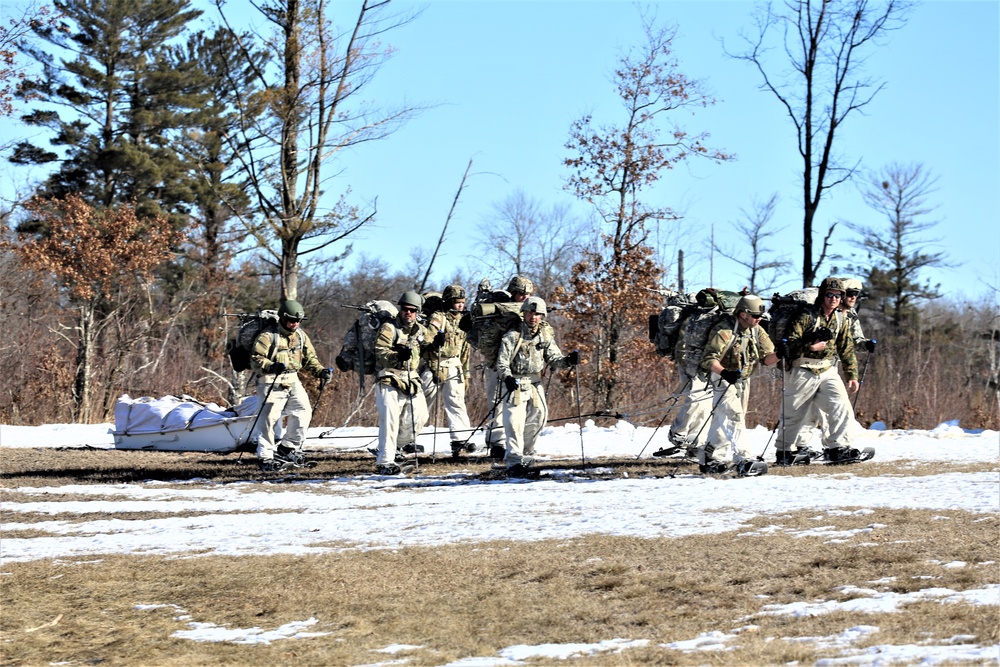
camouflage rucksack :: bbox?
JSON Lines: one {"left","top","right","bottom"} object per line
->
{"left": 673, "top": 288, "right": 742, "bottom": 373}
{"left": 468, "top": 299, "right": 524, "bottom": 370}
{"left": 337, "top": 300, "right": 399, "bottom": 377}
{"left": 766, "top": 287, "right": 819, "bottom": 344}
{"left": 649, "top": 291, "right": 697, "bottom": 358}
{"left": 226, "top": 310, "right": 279, "bottom": 372}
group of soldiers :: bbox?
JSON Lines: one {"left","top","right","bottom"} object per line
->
{"left": 243, "top": 274, "right": 871, "bottom": 478}
{"left": 246, "top": 277, "right": 577, "bottom": 477}
{"left": 658, "top": 276, "right": 873, "bottom": 475}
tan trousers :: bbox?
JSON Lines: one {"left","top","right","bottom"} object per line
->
{"left": 700, "top": 374, "right": 749, "bottom": 465}
{"left": 376, "top": 383, "right": 429, "bottom": 465}
{"left": 501, "top": 380, "right": 548, "bottom": 467}
{"left": 254, "top": 379, "right": 311, "bottom": 459}
{"left": 421, "top": 359, "right": 471, "bottom": 441}
{"left": 484, "top": 367, "right": 507, "bottom": 447}
{"left": 778, "top": 366, "right": 853, "bottom": 452}
{"left": 670, "top": 371, "right": 712, "bottom": 446}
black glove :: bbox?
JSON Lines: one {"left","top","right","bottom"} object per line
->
{"left": 864, "top": 338, "right": 877, "bottom": 353}
{"left": 334, "top": 355, "right": 350, "bottom": 372}
{"left": 269, "top": 362, "right": 286, "bottom": 375}
{"left": 432, "top": 330, "right": 446, "bottom": 347}
{"left": 774, "top": 340, "right": 788, "bottom": 360}
{"left": 720, "top": 369, "right": 742, "bottom": 384}
{"left": 566, "top": 350, "right": 580, "bottom": 366}
{"left": 504, "top": 376, "right": 519, "bottom": 394}
{"left": 801, "top": 328, "right": 832, "bottom": 345}
{"left": 319, "top": 368, "right": 334, "bottom": 382}
{"left": 395, "top": 344, "right": 412, "bottom": 362}
{"left": 458, "top": 312, "right": 473, "bottom": 332}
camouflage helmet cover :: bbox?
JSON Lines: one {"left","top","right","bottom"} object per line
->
{"left": 507, "top": 275, "right": 534, "bottom": 295}
{"left": 520, "top": 295, "right": 547, "bottom": 316}
{"left": 442, "top": 284, "right": 466, "bottom": 302}
{"left": 398, "top": 291, "right": 423, "bottom": 309}
{"left": 819, "top": 277, "right": 846, "bottom": 294}
{"left": 279, "top": 299, "right": 306, "bottom": 321}
{"left": 735, "top": 295, "right": 766, "bottom": 316}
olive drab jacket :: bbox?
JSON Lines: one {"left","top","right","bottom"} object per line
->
{"left": 374, "top": 316, "right": 434, "bottom": 395}
{"left": 250, "top": 324, "right": 326, "bottom": 387}
{"left": 423, "top": 309, "right": 471, "bottom": 383}
{"left": 496, "top": 321, "right": 571, "bottom": 386}
{"left": 784, "top": 306, "right": 858, "bottom": 380}
{"left": 700, "top": 314, "right": 775, "bottom": 378}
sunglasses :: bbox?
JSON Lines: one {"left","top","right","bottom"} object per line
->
{"left": 400, "top": 306, "right": 418, "bottom": 314}
{"left": 747, "top": 312, "right": 763, "bottom": 319}
{"left": 845, "top": 290, "right": 861, "bottom": 297}
{"left": 824, "top": 292, "right": 843, "bottom": 299}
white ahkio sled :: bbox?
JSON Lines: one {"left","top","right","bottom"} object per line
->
{"left": 111, "top": 394, "right": 263, "bottom": 453}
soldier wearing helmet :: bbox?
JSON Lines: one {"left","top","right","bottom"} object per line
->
{"left": 494, "top": 296, "right": 579, "bottom": 477}
{"left": 421, "top": 285, "right": 474, "bottom": 457}
{"left": 506, "top": 276, "right": 534, "bottom": 302}
{"left": 838, "top": 277, "right": 875, "bottom": 353}
{"left": 371, "top": 291, "right": 439, "bottom": 474}
{"left": 696, "top": 294, "right": 778, "bottom": 475}
{"left": 776, "top": 277, "right": 866, "bottom": 465}
{"left": 250, "top": 299, "right": 333, "bottom": 473}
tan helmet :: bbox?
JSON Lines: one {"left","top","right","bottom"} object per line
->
{"left": 841, "top": 278, "right": 863, "bottom": 294}
{"left": 819, "top": 277, "right": 846, "bottom": 294}
{"left": 507, "top": 275, "right": 534, "bottom": 296}
{"left": 442, "top": 284, "right": 466, "bottom": 302}
{"left": 520, "top": 296, "right": 547, "bottom": 316}
{"left": 398, "top": 291, "right": 423, "bottom": 309}
{"left": 735, "top": 295, "right": 766, "bottom": 317}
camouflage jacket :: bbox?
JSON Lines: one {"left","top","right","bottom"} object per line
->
{"left": 251, "top": 325, "right": 325, "bottom": 384}
{"left": 785, "top": 306, "right": 858, "bottom": 380}
{"left": 423, "top": 310, "right": 470, "bottom": 376}
{"left": 699, "top": 315, "right": 774, "bottom": 378}
{"left": 845, "top": 308, "right": 868, "bottom": 347}
{"left": 374, "top": 316, "right": 434, "bottom": 393}
{"left": 496, "top": 321, "right": 571, "bottom": 381}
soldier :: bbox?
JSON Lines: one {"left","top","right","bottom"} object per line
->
{"left": 840, "top": 278, "right": 876, "bottom": 353}
{"left": 776, "top": 277, "right": 865, "bottom": 464}
{"left": 373, "top": 291, "right": 439, "bottom": 474}
{"left": 250, "top": 300, "right": 333, "bottom": 473}
{"left": 697, "top": 295, "right": 778, "bottom": 475}
{"left": 495, "top": 296, "right": 578, "bottom": 477}
{"left": 422, "top": 284, "right": 474, "bottom": 457}
{"left": 481, "top": 276, "right": 534, "bottom": 459}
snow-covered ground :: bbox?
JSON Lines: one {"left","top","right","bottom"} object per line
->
{"left": 2, "top": 418, "right": 998, "bottom": 664}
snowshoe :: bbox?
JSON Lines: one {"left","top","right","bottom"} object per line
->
{"left": 823, "top": 445, "right": 875, "bottom": 465}
{"left": 652, "top": 445, "right": 681, "bottom": 458}
{"left": 798, "top": 447, "right": 824, "bottom": 461}
{"left": 401, "top": 443, "right": 424, "bottom": 454}
{"left": 505, "top": 463, "right": 541, "bottom": 479}
{"left": 258, "top": 458, "right": 290, "bottom": 474}
{"left": 736, "top": 459, "right": 768, "bottom": 477}
{"left": 374, "top": 462, "right": 416, "bottom": 476}
{"left": 699, "top": 460, "right": 731, "bottom": 475}
{"left": 275, "top": 446, "right": 317, "bottom": 468}
{"left": 488, "top": 444, "right": 506, "bottom": 460}
{"left": 775, "top": 450, "right": 812, "bottom": 467}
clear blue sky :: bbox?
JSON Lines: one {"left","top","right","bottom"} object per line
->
{"left": 3, "top": 1, "right": 997, "bottom": 303}
{"left": 334, "top": 0, "right": 999, "bottom": 303}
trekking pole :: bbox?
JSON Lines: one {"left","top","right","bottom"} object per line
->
{"left": 457, "top": 383, "right": 508, "bottom": 449}
{"left": 237, "top": 374, "right": 281, "bottom": 464}
{"left": 756, "top": 368, "right": 782, "bottom": 461}
{"left": 573, "top": 364, "right": 586, "bottom": 470}
{"left": 851, "top": 344, "right": 875, "bottom": 412}
{"left": 634, "top": 376, "right": 691, "bottom": 459}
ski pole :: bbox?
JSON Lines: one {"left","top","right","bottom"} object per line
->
{"left": 573, "top": 363, "right": 586, "bottom": 470}
{"left": 634, "top": 376, "right": 691, "bottom": 459}
{"left": 851, "top": 343, "right": 875, "bottom": 412}
{"left": 237, "top": 374, "right": 281, "bottom": 463}
{"left": 456, "top": 383, "right": 510, "bottom": 449}
{"left": 668, "top": 378, "right": 733, "bottom": 476}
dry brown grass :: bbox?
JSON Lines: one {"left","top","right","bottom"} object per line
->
{"left": 1, "top": 508, "right": 996, "bottom": 666}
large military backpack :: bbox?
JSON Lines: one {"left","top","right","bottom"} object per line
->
{"left": 671, "top": 288, "right": 743, "bottom": 372}
{"left": 226, "top": 310, "right": 279, "bottom": 372}
{"left": 649, "top": 291, "right": 697, "bottom": 358}
{"left": 468, "top": 297, "right": 523, "bottom": 370}
{"left": 766, "top": 287, "right": 819, "bottom": 344}
{"left": 337, "top": 300, "right": 399, "bottom": 377}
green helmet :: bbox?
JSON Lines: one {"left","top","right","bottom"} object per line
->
{"left": 278, "top": 299, "right": 306, "bottom": 321}
{"left": 736, "top": 295, "right": 766, "bottom": 317}
{"left": 520, "top": 296, "right": 547, "bottom": 316}
{"left": 507, "top": 276, "right": 534, "bottom": 296}
{"left": 442, "top": 284, "right": 466, "bottom": 302}
{"left": 819, "top": 277, "right": 846, "bottom": 294}
{"left": 398, "top": 291, "right": 423, "bottom": 309}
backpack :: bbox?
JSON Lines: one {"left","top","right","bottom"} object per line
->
{"left": 649, "top": 291, "right": 697, "bottom": 358}
{"left": 468, "top": 299, "right": 524, "bottom": 369}
{"left": 766, "top": 287, "right": 819, "bottom": 344}
{"left": 226, "top": 310, "right": 279, "bottom": 373}
{"left": 337, "top": 300, "right": 399, "bottom": 377}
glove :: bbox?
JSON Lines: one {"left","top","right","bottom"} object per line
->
{"left": 334, "top": 354, "right": 350, "bottom": 372}
{"left": 269, "top": 362, "right": 286, "bottom": 375}
{"left": 504, "top": 376, "right": 519, "bottom": 394}
{"left": 319, "top": 368, "right": 334, "bottom": 382}
{"left": 801, "top": 329, "right": 832, "bottom": 345}
{"left": 720, "top": 369, "right": 742, "bottom": 384}
{"left": 774, "top": 340, "right": 788, "bottom": 360}
{"left": 432, "top": 330, "right": 446, "bottom": 347}
{"left": 458, "top": 312, "right": 473, "bottom": 332}
{"left": 566, "top": 350, "right": 580, "bottom": 366}
{"left": 864, "top": 339, "right": 877, "bottom": 353}
{"left": 395, "top": 344, "right": 412, "bottom": 362}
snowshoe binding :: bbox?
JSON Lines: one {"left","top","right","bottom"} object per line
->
{"left": 275, "top": 445, "right": 317, "bottom": 469}
{"left": 375, "top": 461, "right": 416, "bottom": 476}
{"left": 258, "top": 458, "right": 290, "bottom": 474}
{"left": 652, "top": 445, "right": 681, "bottom": 458}
{"left": 736, "top": 459, "right": 768, "bottom": 477}
{"left": 775, "top": 450, "right": 812, "bottom": 467}
{"left": 505, "top": 463, "right": 541, "bottom": 480}
{"left": 823, "top": 445, "right": 875, "bottom": 465}
{"left": 699, "top": 460, "right": 731, "bottom": 475}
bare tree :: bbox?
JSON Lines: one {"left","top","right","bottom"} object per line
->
{"left": 474, "top": 189, "right": 583, "bottom": 297}
{"left": 216, "top": 0, "right": 423, "bottom": 301}
{"left": 716, "top": 193, "right": 792, "bottom": 294}
{"left": 850, "top": 162, "right": 950, "bottom": 333}
{"left": 731, "top": 0, "right": 912, "bottom": 287}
